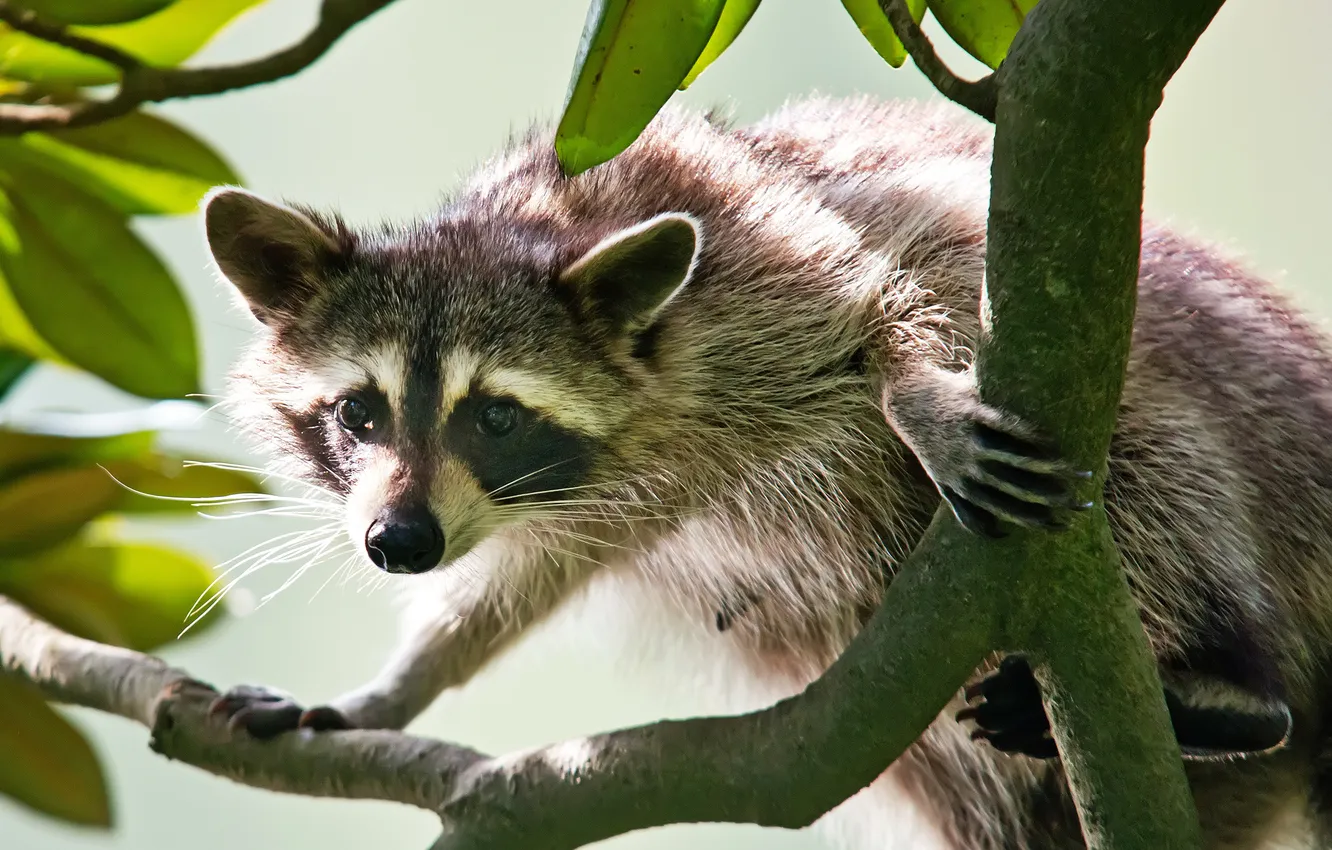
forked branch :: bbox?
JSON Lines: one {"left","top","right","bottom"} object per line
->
{"left": 0, "top": 0, "right": 403, "bottom": 134}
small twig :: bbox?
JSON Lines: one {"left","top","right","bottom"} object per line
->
{"left": 0, "top": 0, "right": 402, "bottom": 134}
{"left": 0, "top": 2, "right": 141, "bottom": 70}
{"left": 878, "top": 0, "right": 997, "bottom": 123}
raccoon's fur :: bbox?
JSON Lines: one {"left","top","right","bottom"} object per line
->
{"left": 203, "top": 97, "right": 1332, "bottom": 849}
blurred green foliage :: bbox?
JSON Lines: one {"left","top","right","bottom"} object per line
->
{"left": 0, "top": 0, "right": 265, "bottom": 830}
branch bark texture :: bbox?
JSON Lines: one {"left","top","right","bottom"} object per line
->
{"left": 0, "top": 0, "right": 402, "bottom": 134}
{"left": 982, "top": 0, "right": 1224, "bottom": 844}
{"left": 0, "top": 0, "right": 1229, "bottom": 847}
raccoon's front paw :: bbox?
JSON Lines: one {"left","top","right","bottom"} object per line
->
{"left": 209, "top": 685, "right": 352, "bottom": 739}
{"left": 956, "top": 656, "right": 1058, "bottom": 760}
{"left": 934, "top": 411, "right": 1092, "bottom": 538}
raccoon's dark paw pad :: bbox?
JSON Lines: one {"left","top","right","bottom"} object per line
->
{"left": 210, "top": 685, "right": 302, "bottom": 738}
{"left": 941, "top": 417, "right": 1092, "bottom": 537}
{"left": 297, "top": 705, "right": 352, "bottom": 732}
{"left": 957, "top": 656, "right": 1059, "bottom": 760}
{"left": 209, "top": 685, "right": 347, "bottom": 739}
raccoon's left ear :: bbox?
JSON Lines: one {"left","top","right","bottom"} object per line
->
{"left": 559, "top": 213, "right": 700, "bottom": 334}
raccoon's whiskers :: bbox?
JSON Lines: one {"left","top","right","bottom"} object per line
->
{"left": 181, "top": 460, "right": 348, "bottom": 503}
{"left": 524, "top": 523, "right": 640, "bottom": 555}
{"left": 196, "top": 503, "right": 344, "bottom": 521}
{"left": 486, "top": 458, "right": 583, "bottom": 499}
{"left": 307, "top": 540, "right": 360, "bottom": 602}
{"left": 96, "top": 466, "right": 338, "bottom": 517}
{"left": 522, "top": 532, "right": 610, "bottom": 571}
{"left": 490, "top": 473, "right": 673, "bottom": 506}
{"left": 253, "top": 529, "right": 350, "bottom": 609}
{"left": 182, "top": 522, "right": 342, "bottom": 635}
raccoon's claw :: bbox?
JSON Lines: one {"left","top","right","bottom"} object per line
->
{"left": 957, "top": 656, "right": 1059, "bottom": 760}
{"left": 941, "top": 419, "right": 1092, "bottom": 537}
{"left": 210, "top": 685, "right": 350, "bottom": 739}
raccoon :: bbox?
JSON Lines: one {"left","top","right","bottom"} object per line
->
{"left": 202, "top": 97, "right": 1332, "bottom": 849}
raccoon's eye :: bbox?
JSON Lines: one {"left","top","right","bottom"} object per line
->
{"left": 335, "top": 397, "right": 373, "bottom": 433}
{"left": 477, "top": 400, "right": 519, "bottom": 437}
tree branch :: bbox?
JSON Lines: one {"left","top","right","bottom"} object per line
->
{"left": 982, "top": 1, "right": 1225, "bottom": 845}
{"left": 0, "top": 0, "right": 402, "bottom": 135}
{"left": 878, "top": 0, "right": 996, "bottom": 122}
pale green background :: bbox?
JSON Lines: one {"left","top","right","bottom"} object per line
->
{"left": 2, "top": 1, "right": 1329, "bottom": 848}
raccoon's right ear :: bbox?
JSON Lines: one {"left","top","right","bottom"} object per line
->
{"left": 203, "top": 187, "right": 345, "bottom": 326}
{"left": 559, "top": 213, "right": 700, "bottom": 334}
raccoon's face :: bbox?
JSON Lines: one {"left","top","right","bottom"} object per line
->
{"left": 203, "top": 188, "right": 699, "bottom": 576}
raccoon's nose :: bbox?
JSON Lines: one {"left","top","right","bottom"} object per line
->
{"left": 365, "top": 505, "right": 444, "bottom": 575}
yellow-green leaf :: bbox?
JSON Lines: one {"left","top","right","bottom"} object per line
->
{"left": 841, "top": 0, "right": 926, "bottom": 68}
{"left": 0, "top": 674, "right": 110, "bottom": 827}
{"left": 0, "top": 173, "right": 199, "bottom": 399}
{"left": 679, "top": 0, "right": 761, "bottom": 89}
{"left": 0, "top": 465, "right": 123, "bottom": 555}
{"left": 927, "top": 0, "right": 1038, "bottom": 70}
{"left": 556, "top": 0, "right": 727, "bottom": 175}
{"left": 0, "top": 110, "right": 240, "bottom": 216}
{"left": 0, "top": 542, "right": 221, "bottom": 650}
{"left": 18, "top": 0, "right": 177, "bottom": 26}
{"left": 0, "top": 0, "right": 266, "bottom": 86}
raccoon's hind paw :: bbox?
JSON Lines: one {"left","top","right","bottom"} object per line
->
{"left": 210, "top": 685, "right": 352, "bottom": 739}
{"left": 956, "top": 656, "right": 1058, "bottom": 760}
{"left": 939, "top": 410, "right": 1092, "bottom": 538}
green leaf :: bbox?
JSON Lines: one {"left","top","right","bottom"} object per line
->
{"left": 18, "top": 0, "right": 177, "bottom": 26}
{"left": 679, "top": 0, "right": 761, "bottom": 89}
{"left": 0, "top": 110, "right": 241, "bottom": 216}
{"left": 0, "top": 465, "right": 123, "bottom": 555}
{"left": 927, "top": 0, "right": 1038, "bottom": 69}
{"left": 556, "top": 0, "right": 727, "bottom": 175}
{"left": 0, "top": 257, "right": 65, "bottom": 365}
{"left": 0, "top": 542, "right": 221, "bottom": 650}
{"left": 0, "top": 349, "right": 32, "bottom": 399}
{"left": 0, "top": 0, "right": 267, "bottom": 86}
{"left": 0, "top": 172, "right": 200, "bottom": 399}
{"left": 0, "top": 674, "right": 111, "bottom": 828}
{"left": 841, "top": 0, "right": 927, "bottom": 68}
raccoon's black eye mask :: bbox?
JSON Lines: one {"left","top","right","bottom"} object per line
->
{"left": 318, "top": 384, "right": 599, "bottom": 505}
{"left": 444, "top": 392, "right": 599, "bottom": 503}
